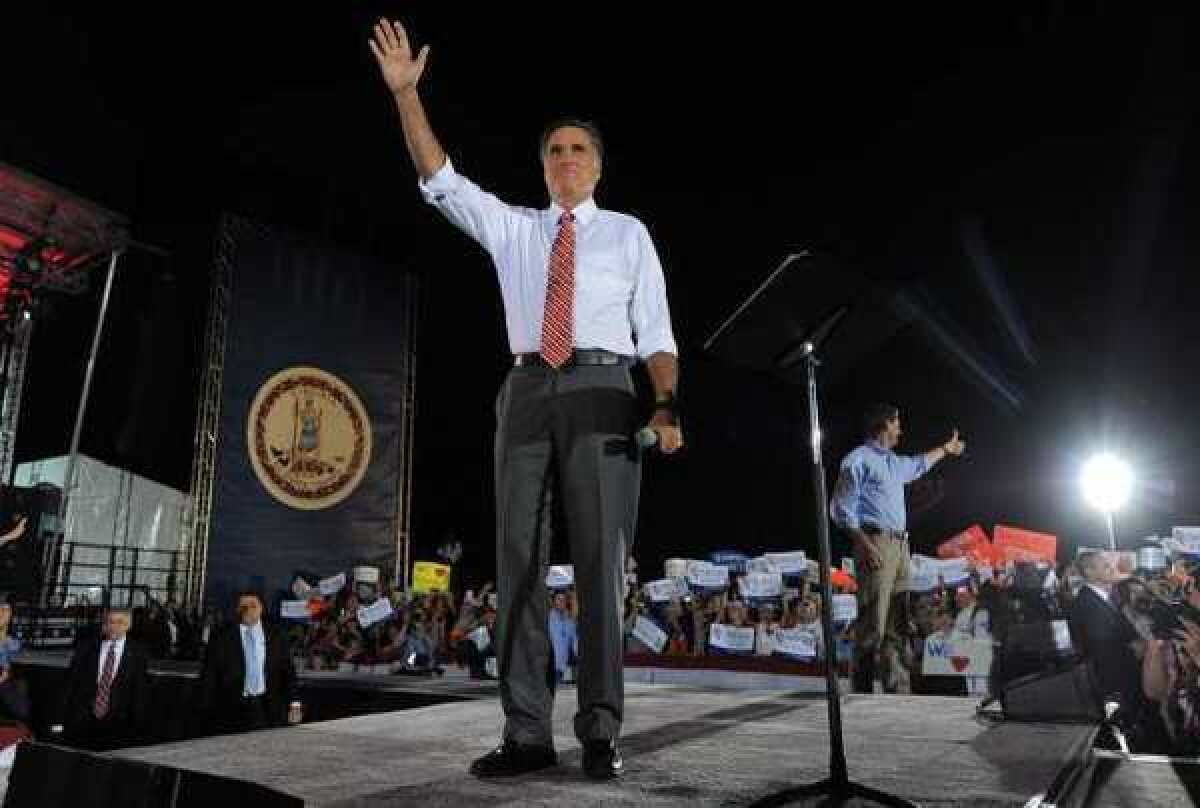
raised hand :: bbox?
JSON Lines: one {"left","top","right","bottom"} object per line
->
{"left": 368, "top": 19, "right": 430, "bottom": 96}
{"left": 944, "top": 429, "right": 966, "bottom": 457}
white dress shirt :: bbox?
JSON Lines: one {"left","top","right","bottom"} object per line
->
{"left": 97, "top": 637, "right": 126, "bottom": 683}
{"left": 241, "top": 622, "right": 267, "bottom": 697}
{"left": 1086, "top": 583, "right": 1114, "bottom": 607}
{"left": 420, "top": 159, "right": 677, "bottom": 359}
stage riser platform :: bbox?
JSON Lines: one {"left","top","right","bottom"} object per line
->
{"left": 104, "top": 687, "right": 1091, "bottom": 807}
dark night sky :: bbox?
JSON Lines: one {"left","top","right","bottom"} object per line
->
{"left": 3, "top": 6, "right": 1198, "bottom": 585}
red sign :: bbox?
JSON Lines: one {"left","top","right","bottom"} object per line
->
{"left": 937, "top": 525, "right": 990, "bottom": 560}
{"left": 994, "top": 525, "right": 1058, "bottom": 564}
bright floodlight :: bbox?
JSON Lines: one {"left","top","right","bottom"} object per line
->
{"left": 1080, "top": 453, "right": 1133, "bottom": 513}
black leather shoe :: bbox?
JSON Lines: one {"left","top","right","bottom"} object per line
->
{"left": 582, "top": 739, "right": 623, "bottom": 780}
{"left": 469, "top": 739, "right": 558, "bottom": 778}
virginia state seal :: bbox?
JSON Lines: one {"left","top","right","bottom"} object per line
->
{"left": 246, "top": 366, "right": 372, "bottom": 510}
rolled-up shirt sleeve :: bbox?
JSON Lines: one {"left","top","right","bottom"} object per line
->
{"left": 896, "top": 453, "right": 929, "bottom": 485}
{"left": 829, "top": 457, "right": 864, "bottom": 530}
{"left": 418, "top": 158, "right": 518, "bottom": 257}
{"left": 629, "top": 222, "right": 678, "bottom": 359}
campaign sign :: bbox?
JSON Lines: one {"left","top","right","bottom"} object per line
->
{"left": 546, "top": 565, "right": 574, "bottom": 589}
{"left": 709, "top": 623, "right": 755, "bottom": 655}
{"left": 632, "top": 616, "right": 668, "bottom": 653}
{"left": 773, "top": 627, "right": 819, "bottom": 661}
{"left": 922, "top": 632, "right": 993, "bottom": 676}
{"left": 319, "top": 572, "right": 347, "bottom": 596}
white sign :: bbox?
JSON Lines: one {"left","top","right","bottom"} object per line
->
{"left": 484, "top": 656, "right": 498, "bottom": 678}
{"left": 937, "top": 557, "right": 972, "bottom": 586}
{"left": 468, "top": 625, "right": 491, "bottom": 652}
{"left": 832, "top": 594, "right": 857, "bottom": 623}
{"left": 352, "top": 565, "right": 380, "bottom": 584}
{"left": 1170, "top": 527, "right": 1200, "bottom": 554}
{"left": 664, "top": 558, "right": 690, "bottom": 578}
{"left": 774, "top": 627, "right": 818, "bottom": 660}
{"left": 841, "top": 557, "right": 856, "bottom": 577}
{"left": 908, "top": 556, "right": 939, "bottom": 593}
{"left": 740, "top": 572, "right": 784, "bottom": 600}
{"left": 908, "top": 556, "right": 970, "bottom": 592}
{"left": 546, "top": 565, "right": 574, "bottom": 589}
{"left": 1172, "top": 526, "right": 1200, "bottom": 542}
{"left": 922, "top": 633, "right": 994, "bottom": 676}
{"left": 746, "top": 556, "right": 778, "bottom": 575}
{"left": 765, "top": 551, "right": 808, "bottom": 575}
{"left": 281, "top": 600, "right": 311, "bottom": 620}
{"left": 319, "top": 573, "right": 347, "bottom": 596}
{"left": 687, "top": 561, "right": 729, "bottom": 589}
{"left": 1051, "top": 619, "right": 1074, "bottom": 653}
{"left": 356, "top": 597, "right": 394, "bottom": 629}
{"left": 709, "top": 623, "right": 755, "bottom": 653}
{"left": 644, "top": 578, "right": 688, "bottom": 602}
{"left": 632, "top": 616, "right": 668, "bottom": 653}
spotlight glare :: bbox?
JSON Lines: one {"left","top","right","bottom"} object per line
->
{"left": 1080, "top": 453, "right": 1133, "bottom": 513}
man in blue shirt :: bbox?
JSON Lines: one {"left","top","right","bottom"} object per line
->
{"left": 830, "top": 403, "right": 964, "bottom": 693}
{"left": 548, "top": 592, "right": 579, "bottom": 685}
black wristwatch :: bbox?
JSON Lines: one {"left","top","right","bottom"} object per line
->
{"left": 653, "top": 392, "right": 680, "bottom": 424}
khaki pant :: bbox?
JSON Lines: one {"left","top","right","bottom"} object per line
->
{"left": 853, "top": 534, "right": 910, "bottom": 693}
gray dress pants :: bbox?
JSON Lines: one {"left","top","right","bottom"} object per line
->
{"left": 493, "top": 359, "right": 640, "bottom": 746}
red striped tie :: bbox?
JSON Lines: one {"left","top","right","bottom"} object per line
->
{"left": 94, "top": 643, "right": 116, "bottom": 719}
{"left": 540, "top": 211, "right": 575, "bottom": 368}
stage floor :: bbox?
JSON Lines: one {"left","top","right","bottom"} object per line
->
{"left": 108, "top": 685, "right": 1090, "bottom": 807}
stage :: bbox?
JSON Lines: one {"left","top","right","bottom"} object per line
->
{"left": 97, "top": 685, "right": 1091, "bottom": 807}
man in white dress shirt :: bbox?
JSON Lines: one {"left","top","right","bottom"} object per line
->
{"left": 370, "top": 18, "right": 683, "bottom": 780}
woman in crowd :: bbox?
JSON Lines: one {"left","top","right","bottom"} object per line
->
{"left": 0, "top": 600, "right": 29, "bottom": 723}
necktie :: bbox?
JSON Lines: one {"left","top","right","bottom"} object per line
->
{"left": 94, "top": 643, "right": 116, "bottom": 719}
{"left": 540, "top": 211, "right": 575, "bottom": 368}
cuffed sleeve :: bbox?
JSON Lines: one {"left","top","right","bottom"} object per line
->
{"left": 418, "top": 158, "right": 519, "bottom": 257}
{"left": 629, "top": 222, "right": 677, "bottom": 359}
{"left": 829, "top": 457, "right": 864, "bottom": 530}
{"left": 897, "top": 453, "right": 929, "bottom": 484}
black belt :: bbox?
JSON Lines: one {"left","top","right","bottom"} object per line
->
{"left": 864, "top": 527, "right": 909, "bottom": 540}
{"left": 513, "top": 350, "right": 632, "bottom": 368}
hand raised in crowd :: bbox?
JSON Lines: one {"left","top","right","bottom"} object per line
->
{"left": 368, "top": 19, "right": 430, "bottom": 97}
{"left": 943, "top": 429, "right": 966, "bottom": 457}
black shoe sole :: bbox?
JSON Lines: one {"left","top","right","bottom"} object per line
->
{"left": 470, "top": 754, "right": 558, "bottom": 778}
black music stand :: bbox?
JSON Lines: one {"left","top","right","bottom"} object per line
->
{"left": 704, "top": 252, "right": 918, "bottom": 808}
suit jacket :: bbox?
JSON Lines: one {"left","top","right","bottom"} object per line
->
{"left": 61, "top": 636, "right": 151, "bottom": 740}
{"left": 1068, "top": 586, "right": 1143, "bottom": 708}
{"left": 199, "top": 621, "right": 297, "bottom": 730}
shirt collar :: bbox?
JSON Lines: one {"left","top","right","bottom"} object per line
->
{"left": 548, "top": 197, "right": 598, "bottom": 228}
{"left": 866, "top": 439, "right": 890, "bottom": 454}
{"left": 1085, "top": 582, "right": 1112, "bottom": 603}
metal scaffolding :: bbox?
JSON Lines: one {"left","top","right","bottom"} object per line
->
{"left": 180, "top": 216, "right": 236, "bottom": 608}
{"left": 0, "top": 314, "right": 35, "bottom": 484}
{"left": 395, "top": 273, "right": 419, "bottom": 593}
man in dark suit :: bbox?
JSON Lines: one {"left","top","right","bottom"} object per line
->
{"left": 60, "top": 608, "right": 151, "bottom": 750}
{"left": 1068, "top": 551, "right": 1143, "bottom": 711}
{"left": 199, "top": 591, "right": 301, "bottom": 734}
